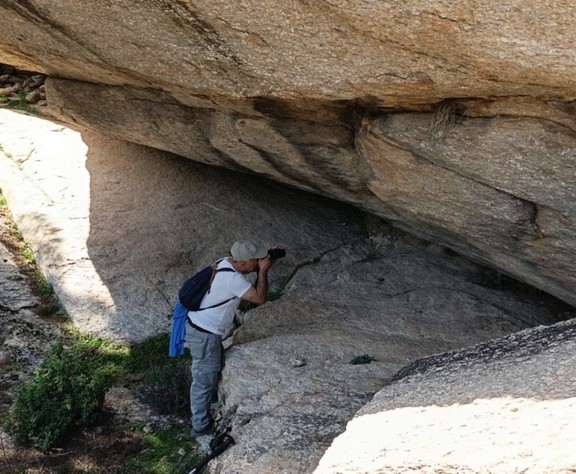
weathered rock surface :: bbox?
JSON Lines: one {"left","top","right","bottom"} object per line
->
{"left": 0, "top": 110, "right": 364, "bottom": 342}
{"left": 316, "top": 319, "right": 576, "bottom": 473}
{"left": 0, "top": 226, "right": 36, "bottom": 313}
{"left": 41, "top": 79, "right": 576, "bottom": 310}
{"left": 356, "top": 112, "right": 576, "bottom": 306}
{"left": 1, "top": 1, "right": 574, "bottom": 102}
{"left": 0, "top": 64, "right": 46, "bottom": 107}
{"left": 0, "top": 2, "right": 575, "bottom": 309}
{"left": 2, "top": 111, "right": 573, "bottom": 473}
{"left": 212, "top": 230, "right": 568, "bottom": 473}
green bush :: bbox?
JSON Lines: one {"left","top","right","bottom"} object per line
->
{"left": 239, "top": 288, "right": 285, "bottom": 313}
{"left": 3, "top": 339, "right": 123, "bottom": 452}
{"left": 349, "top": 354, "right": 376, "bottom": 365}
{"left": 135, "top": 357, "right": 191, "bottom": 417}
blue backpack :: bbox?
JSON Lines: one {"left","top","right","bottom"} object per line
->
{"left": 168, "top": 263, "right": 235, "bottom": 357}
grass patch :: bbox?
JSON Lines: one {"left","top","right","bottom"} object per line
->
{"left": 36, "top": 270, "right": 53, "bottom": 296}
{"left": 19, "top": 240, "right": 35, "bottom": 264}
{"left": 127, "top": 333, "right": 176, "bottom": 373}
{"left": 268, "top": 288, "right": 285, "bottom": 302}
{"left": 239, "top": 300, "right": 256, "bottom": 312}
{"left": 130, "top": 333, "right": 192, "bottom": 418}
{"left": 128, "top": 426, "right": 201, "bottom": 474}
{"left": 0, "top": 143, "right": 15, "bottom": 161}
{"left": 135, "top": 358, "right": 191, "bottom": 417}
{"left": 239, "top": 288, "right": 285, "bottom": 312}
{"left": 33, "top": 271, "right": 68, "bottom": 320}
{"left": 429, "top": 100, "right": 466, "bottom": 139}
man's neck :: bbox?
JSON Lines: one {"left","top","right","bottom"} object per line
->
{"left": 228, "top": 257, "right": 256, "bottom": 275}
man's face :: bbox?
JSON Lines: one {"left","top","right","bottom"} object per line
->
{"left": 236, "top": 258, "right": 259, "bottom": 274}
{"left": 248, "top": 258, "right": 260, "bottom": 273}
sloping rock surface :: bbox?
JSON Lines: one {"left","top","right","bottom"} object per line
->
{"left": 315, "top": 319, "right": 576, "bottom": 473}
{"left": 0, "top": 2, "right": 575, "bottom": 307}
{"left": 42, "top": 80, "right": 576, "bottom": 309}
{"left": 1, "top": 111, "right": 573, "bottom": 473}
{"left": 0, "top": 1, "right": 574, "bottom": 101}
{"left": 0, "top": 212, "right": 62, "bottom": 418}
{"left": 0, "top": 110, "right": 363, "bottom": 341}
{"left": 211, "top": 231, "right": 567, "bottom": 473}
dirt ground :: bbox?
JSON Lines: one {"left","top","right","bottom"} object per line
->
{"left": 0, "top": 203, "right": 164, "bottom": 473}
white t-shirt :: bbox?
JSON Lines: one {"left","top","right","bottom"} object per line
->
{"left": 188, "top": 258, "right": 252, "bottom": 336}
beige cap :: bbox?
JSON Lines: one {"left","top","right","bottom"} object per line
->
{"left": 230, "top": 240, "right": 268, "bottom": 261}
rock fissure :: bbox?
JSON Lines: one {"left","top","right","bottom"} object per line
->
{"left": 463, "top": 104, "right": 576, "bottom": 133}
{"left": 3, "top": 0, "right": 46, "bottom": 27}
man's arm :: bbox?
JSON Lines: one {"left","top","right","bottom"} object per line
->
{"left": 241, "top": 257, "right": 273, "bottom": 306}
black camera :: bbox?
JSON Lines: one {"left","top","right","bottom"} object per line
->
{"left": 268, "top": 248, "right": 286, "bottom": 259}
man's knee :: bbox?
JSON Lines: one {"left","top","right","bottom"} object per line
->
{"left": 192, "top": 369, "right": 220, "bottom": 390}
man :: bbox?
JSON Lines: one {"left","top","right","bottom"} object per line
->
{"left": 186, "top": 240, "right": 277, "bottom": 436}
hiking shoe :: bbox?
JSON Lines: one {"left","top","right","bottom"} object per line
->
{"left": 192, "top": 420, "right": 214, "bottom": 437}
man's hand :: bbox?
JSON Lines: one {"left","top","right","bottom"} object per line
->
{"left": 258, "top": 254, "right": 274, "bottom": 272}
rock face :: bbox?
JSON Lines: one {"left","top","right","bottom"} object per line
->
{"left": 0, "top": 1, "right": 574, "bottom": 102}
{"left": 0, "top": 110, "right": 364, "bottom": 342}
{"left": 315, "top": 319, "right": 576, "bottom": 473}
{"left": 212, "top": 232, "right": 565, "bottom": 473}
{"left": 0, "top": 1, "right": 575, "bottom": 307}
{"left": 1, "top": 111, "right": 573, "bottom": 473}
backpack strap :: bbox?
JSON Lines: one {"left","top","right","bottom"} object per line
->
{"left": 198, "top": 261, "right": 236, "bottom": 311}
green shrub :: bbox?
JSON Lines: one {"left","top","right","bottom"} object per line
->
{"left": 19, "top": 240, "right": 35, "bottom": 264}
{"left": 131, "top": 333, "right": 191, "bottom": 418}
{"left": 349, "top": 354, "right": 376, "bottom": 365}
{"left": 3, "top": 339, "right": 123, "bottom": 451}
{"left": 135, "top": 357, "right": 191, "bottom": 417}
{"left": 1, "top": 90, "right": 36, "bottom": 113}
{"left": 35, "top": 271, "right": 54, "bottom": 296}
{"left": 268, "top": 289, "right": 285, "bottom": 302}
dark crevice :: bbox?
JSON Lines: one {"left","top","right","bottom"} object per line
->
{"left": 391, "top": 319, "right": 576, "bottom": 383}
